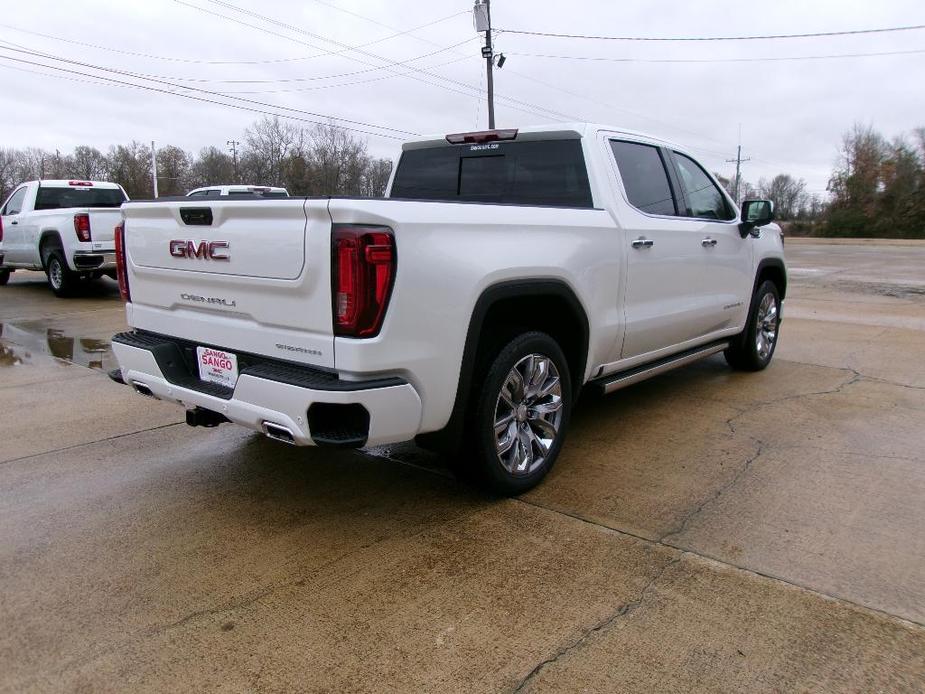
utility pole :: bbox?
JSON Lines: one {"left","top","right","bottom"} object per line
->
{"left": 227, "top": 139, "right": 240, "bottom": 183}
{"left": 726, "top": 125, "right": 750, "bottom": 202}
{"left": 151, "top": 140, "right": 159, "bottom": 198}
{"left": 474, "top": 0, "right": 495, "bottom": 129}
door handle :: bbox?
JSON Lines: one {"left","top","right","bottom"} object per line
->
{"left": 701, "top": 237, "right": 717, "bottom": 247}
{"left": 10, "top": 220, "right": 17, "bottom": 225}
{"left": 632, "top": 238, "right": 654, "bottom": 249}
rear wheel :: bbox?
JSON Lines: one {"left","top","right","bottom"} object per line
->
{"left": 0, "top": 269, "right": 10, "bottom": 286}
{"left": 463, "top": 331, "right": 572, "bottom": 495}
{"left": 725, "top": 280, "right": 781, "bottom": 371}
{"left": 45, "top": 250, "right": 78, "bottom": 297}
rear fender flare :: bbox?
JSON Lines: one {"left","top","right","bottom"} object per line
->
{"left": 38, "top": 230, "right": 64, "bottom": 268}
{"left": 417, "top": 278, "right": 589, "bottom": 453}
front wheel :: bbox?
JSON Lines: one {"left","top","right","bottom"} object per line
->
{"left": 725, "top": 280, "right": 781, "bottom": 371}
{"left": 466, "top": 331, "right": 572, "bottom": 495}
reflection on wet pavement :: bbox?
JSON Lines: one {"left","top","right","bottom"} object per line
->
{"left": 0, "top": 322, "right": 114, "bottom": 371}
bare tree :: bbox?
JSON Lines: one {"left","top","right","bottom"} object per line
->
{"left": 242, "top": 116, "right": 304, "bottom": 187}
{"left": 15, "top": 147, "right": 52, "bottom": 181}
{"left": 0, "top": 117, "right": 401, "bottom": 207}
{"left": 758, "top": 174, "right": 808, "bottom": 220}
{"left": 68, "top": 145, "right": 109, "bottom": 181}
{"left": 107, "top": 141, "right": 153, "bottom": 199}
{"left": 363, "top": 158, "right": 392, "bottom": 197}
{"left": 306, "top": 122, "right": 368, "bottom": 195}
{"left": 189, "top": 146, "right": 235, "bottom": 188}
{"left": 156, "top": 145, "right": 193, "bottom": 196}
{"left": 0, "top": 148, "right": 19, "bottom": 202}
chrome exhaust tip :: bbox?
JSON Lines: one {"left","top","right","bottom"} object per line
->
{"left": 131, "top": 381, "right": 155, "bottom": 398}
{"left": 263, "top": 422, "right": 296, "bottom": 445}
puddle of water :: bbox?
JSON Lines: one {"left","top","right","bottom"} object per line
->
{"left": 0, "top": 322, "right": 114, "bottom": 371}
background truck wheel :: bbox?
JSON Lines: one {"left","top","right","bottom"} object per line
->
{"left": 45, "top": 250, "right": 78, "bottom": 297}
{"left": 725, "top": 279, "right": 781, "bottom": 371}
{"left": 0, "top": 269, "right": 10, "bottom": 286}
{"left": 463, "top": 331, "right": 572, "bottom": 496}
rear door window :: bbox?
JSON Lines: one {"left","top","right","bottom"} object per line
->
{"left": 391, "top": 139, "right": 593, "bottom": 208}
{"left": 609, "top": 140, "right": 678, "bottom": 216}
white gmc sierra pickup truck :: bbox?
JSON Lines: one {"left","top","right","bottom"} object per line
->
{"left": 0, "top": 179, "right": 129, "bottom": 295}
{"left": 110, "top": 123, "right": 786, "bottom": 494}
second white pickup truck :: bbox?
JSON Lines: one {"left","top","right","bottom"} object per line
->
{"left": 110, "top": 123, "right": 786, "bottom": 494}
{"left": 0, "top": 179, "right": 128, "bottom": 295}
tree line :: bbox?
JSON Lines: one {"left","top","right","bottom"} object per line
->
{"left": 0, "top": 117, "right": 393, "bottom": 202}
{"left": 715, "top": 124, "right": 925, "bottom": 238}
{"left": 2, "top": 119, "right": 922, "bottom": 238}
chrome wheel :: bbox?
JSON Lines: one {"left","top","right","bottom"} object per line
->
{"left": 493, "top": 353, "right": 563, "bottom": 476}
{"left": 49, "top": 258, "right": 63, "bottom": 290}
{"left": 756, "top": 292, "right": 779, "bottom": 360}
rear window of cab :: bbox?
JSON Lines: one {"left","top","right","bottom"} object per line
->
{"left": 390, "top": 139, "right": 593, "bottom": 208}
{"left": 35, "top": 186, "right": 126, "bottom": 210}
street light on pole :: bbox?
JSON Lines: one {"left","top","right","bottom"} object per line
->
{"left": 473, "top": 0, "right": 505, "bottom": 129}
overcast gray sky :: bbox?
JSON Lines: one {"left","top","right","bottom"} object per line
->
{"left": 1, "top": 0, "right": 924, "bottom": 195}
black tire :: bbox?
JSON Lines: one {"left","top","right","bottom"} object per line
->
{"left": 461, "top": 331, "right": 573, "bottom": 496}
{"left": 45, "top": 250, "right": 79, "bottom": 297}
{"left": 725, "top": 279, "right": 781, "bottom": 371}
{"left": 0, "top": 269, "right": 10, "bottom": 286}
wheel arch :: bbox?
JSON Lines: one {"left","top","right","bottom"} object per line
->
{"left": 754, "top": 257, "right": 787, "bottom": 301}
{"left": 416, "top": 278, "right": 590, "bottom": 454}
{"left": 38, "top": 229, "right": 64, "bottom": 268}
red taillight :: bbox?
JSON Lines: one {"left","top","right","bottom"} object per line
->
{"left": 68, "top": 180, "right": 93, "bottom": 187}
{"left": 114, "top": 221, "right": 130, "bottom": 302}
{"left": 332, "top": 225, "right": 395, "bottom": 338}
{"left": 74, "top": 213, "right": 91, "bottom": 242}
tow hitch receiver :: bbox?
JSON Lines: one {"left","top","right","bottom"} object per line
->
{"left": 186, "top": 407, "right": 229, "bottom": 428}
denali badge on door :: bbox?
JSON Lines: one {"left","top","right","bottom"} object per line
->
{"left": 196, "top": 347, "right": 239, "bottom": 388}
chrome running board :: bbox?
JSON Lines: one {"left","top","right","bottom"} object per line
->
{"left": 594, "top": 341, "right": 729, "bottom": 395}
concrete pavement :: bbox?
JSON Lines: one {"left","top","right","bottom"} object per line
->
{"left": 1, "top": 241, "right": 923, "bottom": 692}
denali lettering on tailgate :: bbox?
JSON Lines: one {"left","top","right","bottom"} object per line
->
{"left": 169, "top": 240, "right": 230, "bottom": 260}
{"left": 180, "top": 293, "right": 237, "bottom": 308}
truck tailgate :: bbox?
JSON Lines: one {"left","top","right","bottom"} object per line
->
{"left": 86, "top": 209, "right": 122, "bottom": 247}
{"left": 122, "top": 198, "right": 335, "bottom": 368}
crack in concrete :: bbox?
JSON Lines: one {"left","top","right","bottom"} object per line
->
{"left": 148, "top": 535, "right": 393, "bottom": 638}
{"left": 0, "top": 421, "right": 186, "bottom": 468}
{"left": 13, "top": 505, "right": 488, "bottom": 691}
{"left": 515, "top": 498, "right": 925, "bottom": 632}
{"left": 511, "top": 554, "right": 684, "bottom": 693}
{"left": 660, "top": 441, "right": 766, "bottom": 543}
{"left": 781, "top": 358, "right": 925, "bottom": 391}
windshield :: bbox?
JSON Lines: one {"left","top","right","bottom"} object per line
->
{"left": 34, "top": 186, "right": 126, "bottom": 210}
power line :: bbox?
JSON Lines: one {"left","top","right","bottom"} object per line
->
{"left": 0, "top": 53, "right": 408, "bottom": 140}
{"left": 0, "top": 11, "right": 468, "bottom": 64}
{"left": 188, "top": 0, "right": 581, "bottom": 123}
{"left": 292, "top": 0, "right": 746, "bottom": 153}
{"left": 44, "top": 39, "right": 476, "bottom": 85}
{"left": 0, "top": 46, "right": 416, "bottom": 139}
{"left": 218, "top": 56, "right": 472, "bottom": 94}
{"left": 506, "top": 47, "right": 925, "bottom": 64}
{"left": 308, "top": 0, "right": 606, "bottom": 126}
{"left": 497, "top": 23, "right": 925, "bottom": 42}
